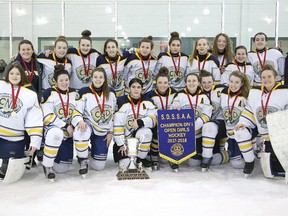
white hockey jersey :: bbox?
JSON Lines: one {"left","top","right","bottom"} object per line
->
{"left": 173, "top": 88, "right": 212, "bottom": 137}
{"left": 124, "top": 52, "right": 157, "bottom": 94}
{"left": 37, "top": 52, "right": 72, "bottom": 91}
{"left": 201, "top": 84, "right": 225, "bottom": 121}
{"left": 72, "top": 86, "right": 117, "bottom": 136}
{"left": 238, "top": 84, "right": 288, "bottom": 140}
{"left": 221, "top": 61, "right": 254, "bottom": 86}
{"left": 96, "top": 51, "right": 130, "bottom": 97}
{"left": 66, "top": 48, "right": 100, "bottom": 90}
{"left": 154, "top": 52, "right": 189, "bottom": 91}
{"left": 186, "top": 53, "right": 221, "bottom": 83}
{"left": 113, "top": 95, "right": 157, "bottom": 146}
{"left": 41, "top": 86, "right": 77, "bottom": 139}
{"left": 144, "top": 87, "right": 178, "bottom": 110}
{"left": 220, "top": 87, "right": 248, "bottom": 139}
{"left": 248, "top": 48, "right": 285, "bottom": 85}
{"left": 0, "top": 81, "right": 43, "bottom": 148}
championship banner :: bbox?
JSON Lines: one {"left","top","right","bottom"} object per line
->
{"left": 157, "top": 109, "right": 196, "bottom": 164}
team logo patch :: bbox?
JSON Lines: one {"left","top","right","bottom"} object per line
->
{"left": 0, "top": 93, "right": 23, "bottom": 118}
{"left": 91, "top": 105, "right": 113, "bottom": 125}
{"left": 108, "top": 73, "right": 123, "bottom": 88}
{"left": 168, "top": 66, "right": 184, "bottom": 83}
{"left": 223, "top": 107, "right": 242, "bottom": 126}
{"left": 54, "top": 103, "right": 75, "bottom": 123}
{"left": 48, "top": 73, "right": 56, "bottom": 86}
{"left": 76, "top": 65, "right": 95, "bottom": 84}
{"left": 256, "top": 106, "right": 278, "bottom": 128}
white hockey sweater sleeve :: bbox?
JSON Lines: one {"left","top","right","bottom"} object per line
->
{"left": 141, "top": 101, "right": 157, "bottom": 129}
{"left": 238, "top": 104, "right": 257, "bottom": 129}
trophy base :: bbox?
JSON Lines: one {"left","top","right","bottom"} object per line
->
{"left": 116, "top": 169, "right": 150, "bottom": 180}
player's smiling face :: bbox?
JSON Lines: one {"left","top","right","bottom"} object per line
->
{"left": 235, "top": 48, "right": 247, "bottom": 63}
{"left": 196, "top": 39, "right": 209, "bottom": 55}
{"left": 54, "top": 41, "right": 68, "bottom": 59}
{"left": 139, "top": 42, "right": 152, "bottom": 57}
{"left": 19, "top": 43, "right": 34, "bottom": 62}
{"left": 56, "top": 74, "right": 70, "bottom": 91}
{"left": 254, "top": 34, "right": 267, "bottom": 50}
{"left": 261, "top": 70, "right": 277, "bottom": 92}
{"left": 92, "top": 70, "right": 105, "bottom": 88}
{"left": 8, "top": 68, "right": 21, "bottom": 85}
{"left": 201, "top": 76, "right": 214, "bottom": 92}
{"left": 130, "top": 82, "right": 142, "bottom": 99}
{"left": 170, "top": 40, "right": 181, "bottom": 54}
{"left": 156, "top": 76, "right": 169, "bottom": 94}
{"left": 186, "top": 74, "right": 200, "bottom": 94}
{"left": 105, "top": 41, "right": 118, "bottom": 58}
{"left": 79, "top": 39, "right": 91, "bottom": 55}
{"left": 217, "top": 35, "right": 227, "bottom": 52}
{"left": 229, "top": 75, "right": 242, "bottom": 93}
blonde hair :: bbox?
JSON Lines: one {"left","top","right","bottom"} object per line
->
{"left": 188, "top": 37, "right": 209, "bottom": 67}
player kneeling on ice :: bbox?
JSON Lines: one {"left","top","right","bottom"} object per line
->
{"left": 0, "top": 62, "right": 43, "bottom": 184}
{"left": 72, "top": 67, "right": 116, "bottom": 177}
{"left": 113, "top": 78, "right": 157, "bottom": 174}
{"left": 235, "top": 64, "right": 287, "bottom": 178}
{"left": 41, "top": 65, "right": 77, "bottom": 181}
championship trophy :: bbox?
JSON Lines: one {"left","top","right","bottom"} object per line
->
{"left": 116, "top": 137, "right": 149, "bottom": 180}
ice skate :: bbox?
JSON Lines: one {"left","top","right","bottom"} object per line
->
{"left": 201, "top": 157, "right": 212, "bottom": 172}
{"left": 43, "top": 166, "right": 55, "bottom": 182}
{"left": 78, "top": 159, "right": 88, "bottom": 179}
{"left": 0, "top": 159, "right": 8, "bottom": 180}
{"left": 137, "top": 158, "right": 153, "bottom": 172}
{"left": 243, "top": 160, "right": 255, "bottom": 178}
{"left": 168, "top": 161, "right": 179, "bottom": 173}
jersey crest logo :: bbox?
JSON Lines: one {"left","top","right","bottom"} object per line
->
{"left": 223, "top": 107, "right": 242, "bottom": 126}
{"left": 108, "top": 72, "right": 123, "bottom": 88}
{"left": 76, "top": 65, "right": 94, "bottom": 84}
{"left": 0, "top": 93, "right": 23, "bottom": 118}
{"left": 256, "top": 106, "right": 278, "bottom": 128}
{"left": 168, "top": 66, "right": 184, "bottom": 83}
{"left": 91, "top": 105, "right": 113, "bottom": 125}
{"left": 48, "top": 73, "right": 56, "bottom": 86}
{"left": 54, "top": 103, "right": 75, "bottom": 123}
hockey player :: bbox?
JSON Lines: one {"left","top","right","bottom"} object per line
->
{"left": 200, "top": 70, "right": 229, "bottom": 171}
{"left": 220, "top": 71, "right": 250, "bottom": 169}
{"left": 96, "top": 38, "right": 131, "bottom": 97}
{"left": 211, "top": 33, "right": 234, "bottom": 74}
{"left": 172, "top": 73, "right": 212, "bottom": 169}
{"left": 248, "top": 32, "right": 285, "bottom": 85}
{"left": 72, "top": 67, "right": 116, "bottom": 175}
{"left": 145, "top": 67, "right": 178, "bottom": 170}
{"left": 41, "top": 65, "right": 77, "bottom": 181}
{"left": 154, "top": 32, "right": 189, "bottom": 91}
{"left": 113, "top": 78, "right": 157, "bottom": 170}
{"left": 222, "top": 45, "right": 254, "bottom": 86}
{"left": 235, "top": 64, "right": 288, "bottom": 177}
{"left": 186, "top": 37, "right": 221, "bottom": 83}
{"left": 0, "top": 62, "right": 43, "bottom": 180}
{"left": 38, "top": 36, "right": 72, "bottom": 91}
{"left": 66, "top": 30, "right": 101, "bottom": 91}
{"left": 123, "top": 36, "right": 157, "bottom": 94}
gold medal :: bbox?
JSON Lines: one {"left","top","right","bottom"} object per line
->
{"left": 11, "top": 111, "right": 16, "bottom": 117}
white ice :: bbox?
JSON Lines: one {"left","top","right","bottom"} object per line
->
{"left": 1, "top": 147, "right": 288, "bottom": 216}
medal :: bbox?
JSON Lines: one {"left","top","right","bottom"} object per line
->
{"left": 227, "top": 88, "right": 241, "bottom": 123}
{"left": 55, "top": 87, "right": 70, "bottom": 119}
{"left": 11, "top": 111, "right": 17, "bottom": 118}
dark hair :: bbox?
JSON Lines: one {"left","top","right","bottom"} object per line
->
{"left": 91, "top": 67, "right": 110, "bottom": 100}
{"left": 188, "top": 37, "right": 208, "bottom": 67}
{"left": 53, "top": 64, "right": 69, "bottom": 82}
{"left": 185, "top": 73, "right": 200, "bottom": 83}
{"left": 229, "top": 71, "right": 250, "bottom": 98}
{"left": 79, "top": 30, "right": 92, "bottom": 46}
{"left": 0, "top": 59, "right": 7, "bottom": 73}
{"left": 129, "top": 78, "right": 143, "bottom": 88}
{"left": 139, "top": 36, "right": 154, "bottom": 50}
{"left": 169, "top": 31, "right": 181, "bottom": 46}
{"left": 199, "top": 70, "right": 214, "bottom": 82}
{"left": 4, "top": 61, "right": 29, "bottom": 85}
{"left": 54, "top": 35, "right": 68, "bottom": 48}
{"left": 212, "top": 33, "right": 233, "bottom": 63}
{"left": 260, "top": 64, "right": 278, "bottom": 78}
{"left": 103, "top": 39, "right": 118, "bottom": 55}
{"left": 253, "top": 32, "right": 267, "bottom": 42}
{"left": 156, "top": 67, "right": 169, "bottom": 82}
{"left": 18, "top": 39, "right": 37, "bottom": 59}
{"left": 234, "top": 45, "right": 247, "bottom": 55}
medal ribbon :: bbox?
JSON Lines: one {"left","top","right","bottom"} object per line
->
{"left": 91, "top": 86, "right": 105, "bottom": 113}
{"left": 155, "top": 89, "right": 169, "bottom": 110}
{"left": 55, "top": 87, "right": 70, "bottom": 118}
{"left": 197, "top": 53, "right": 210, "bottom": 71}
{"left": 106, "top": 56, "right": 120, "bottom": 80}
{"left": 185, "top": 88, "right": 199, "bottom": 109}
{"left": 168, "top": 52, "right": 181, "bottom": 76}
{"left": 256, "top": 49, "right": 267, "bottom": 69}
{"left": 227, "top": 89, "right": 241, "bottom": 120}
{"left": 235, "top": 61, "right": 246, "bottom": 74}
{"left": 79, "top": 50, "right": 91, "bottom": 76}
{"left": 22, "top": 58, "right": 34, "bottom": 82}
{"left": 11, "top": 84, "right": 21, "bottom": 110}
{"left": 53, "top": 52, "right": 67, "bottom": 66}
{"left": 128, "top": 95, "right": 141, "bottom": 119}
{"left": 139, "top": 55, "right": 151, "bottom": 79}
{"left": 261, "top": 83, "right": 280, "bottom": 117}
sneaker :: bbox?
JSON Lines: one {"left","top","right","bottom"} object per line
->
{"left": 243, "top": 160, "right": 255, "bottom": 175}
{"left": 78, "top": 159, "right": 88, "bottom": 175}
{"left": 43, "top": 166, "right": 55, "bottom": 180}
